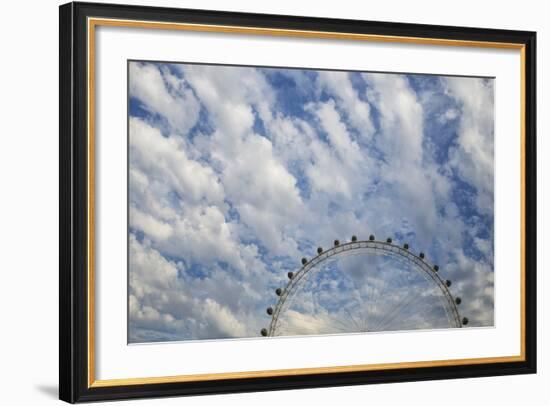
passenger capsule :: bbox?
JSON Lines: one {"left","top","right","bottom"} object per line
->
{"left": 369, "top": 235, "right": 375, "bottom": 241}
{"left": 287, "top": 272, "right": 294, "bottom": 279}
{"left": 403, "top": 243, "right": 409, "bottom": 250}
{"left": 261, "top": 328, "right": 268, "bottom": 336}
{"left": 433, "top": 265, "right": 439, "bottom": 272}
{"left": 351, "top": 235, "right": 358, "bottom": 242}
{"left": 317, "top": 247, "right": 323, "bottom": 254}
{"left": 334, "top": 239, "right": 340, "bottom": 246}
{"left": 419, "top": 252, "right": 425, "bottom": 259}
{"left": 455, "top": 297, "right": 462, "bottom": 305}
{"left": 462, "top": 317, "right": 469, "bottom": 326}
{"left": 275, "top": 288, "right": 282, "bottom": 296}
{"left": 446, "top": 280, "right": 452, "bottom": 287}
{"left": 386, "top": 237, "right": 392, "bottom": 243}
{"left": 301, "top": 257, "right": 308, "bottom": 265}
{"left": 266, "top": 307, "right": 273, "bottom": 315}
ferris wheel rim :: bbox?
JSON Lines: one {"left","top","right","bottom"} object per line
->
{"left": 262, "top": 237, "right": 465, "bottom": 337}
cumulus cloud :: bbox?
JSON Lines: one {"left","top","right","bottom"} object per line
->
{"left": 130, "top": 117, "right": 224, "bottom": 206}
{"left": 317, "top": 71, "right": 375, "bottom": 138}
{"left": 129, "top": 117, "right": 250, "bottom": 270}
{"left": 129, "top": 236, "right": 250, "bottom": 340}
{"left": 129, "top": 62, "right": 200, "bottom": 135}
{"left": 443, "top": 77, "right": 494, "bottom": 215}
{"left": 128, "top": 61, "right": 495, "bottom": 342}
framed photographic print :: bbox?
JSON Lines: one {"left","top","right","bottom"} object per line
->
{"left": 59, "top": 1, "right": 537, "bottom": 403}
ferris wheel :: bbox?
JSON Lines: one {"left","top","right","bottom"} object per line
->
{"left": 261, "top": 235, "right": 468, "bottom": 338}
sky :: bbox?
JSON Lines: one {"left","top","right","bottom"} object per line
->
{"left": 128, "top": 61, "right": 495, "bottom": 343}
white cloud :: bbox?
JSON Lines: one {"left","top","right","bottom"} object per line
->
{"left": 300, "top": 99, "right": 375, "bottom": 208}
{"left": 445, "top": 248, "right": 494, "bottom": 326}
{"left": 201, "top": 298, "right": 247, "bottom": 337}
{"left": 312, "top": 99, "right": 363, "bottom": 165}
{"left": 364, "top": 72, "right": 424, "bottom": 163}
{"left": 317, "top": 71, "right": 375, "bottom": 138}
{"left": 129, "top": 62, "right": 200, "bottom": 135}
{"left": 130, "top": 117, "right": 225, "bottom": 206}
{"left": 443, "top": 77, "right": 494, "bottom": 215}
{"left": 129, "top": 117, "right": 253, "bottom": 272}
{"left": 177, "top": 65, "right": 306, "bottom": 256}
{"left": 439, "top": 108, "right": 460, "bottom": 123}
{"left": 177, "top": 64, "right": 275, "bottom": 138}
{"left": 129, "top": 235, "right": 253, "bottom": 340}
{"left": 130, "top": 206, "right": 173, "bottom": 241}
{"left": 362, "top": 72, "right": 452, "bottom": 246}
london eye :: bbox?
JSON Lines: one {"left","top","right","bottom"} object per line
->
{"left": 261, "top": 235, "right": 468, "bottom": 337}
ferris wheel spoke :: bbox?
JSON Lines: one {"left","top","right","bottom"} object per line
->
{"left": 387, "top": 286, "right": 438, "bottom": 329}
{"left": 331, "top": 315, "right": 359, "bottom": 333}
{"left": 370, "top": 270, "right": 407, "bottom": 330}
{"left": 279, "top": 311, "right": 352, "bottom": 335}
{"left": 381, "top": 290, "right": 442, "bottom": 331}
{"left": 278, "top": 313, "right": 326, "bottom": 333}
{"left": 343, "top": 307, "right": 365, "bottom": 332}
{"left": 373, "top": 286, "right": 425, "bottom": 331}
{"left": 364, "top": 281, "right": 375, "bottom": 325}
{"left": 381, "top": 268, "right": 432, "bottom": 329}
{"left": 368, "top": 267, "right": 393, "bottom": 330}
{"left": 372, "top": 297, "right": 408, "bottom": 331}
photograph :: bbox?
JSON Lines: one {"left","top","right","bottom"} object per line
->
{"left": 128, "top": 61, "right": 494, "bottom": 343}
{"left": 56, "top": 2, "right": 537, "bottom": 402}
{"left": 0, "top": 0, "right": 543, "bottom": 404}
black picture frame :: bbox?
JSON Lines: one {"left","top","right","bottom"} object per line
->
{"left": 59, "top": 1, "right": 537, "bottom": 403}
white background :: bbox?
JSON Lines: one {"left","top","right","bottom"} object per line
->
{"left": 0, "top": 0, "right": 546, "bottom": 404}
{"left": 95, "top": 24, "right": 521, "bottom": 380}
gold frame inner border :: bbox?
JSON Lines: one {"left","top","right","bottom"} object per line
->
{"left": 86, "top": 17, "right": 527, "bottom": 388}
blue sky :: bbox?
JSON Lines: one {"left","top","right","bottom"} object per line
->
{"left": 128, "top": 61, "right": 494, "bottom": 343}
